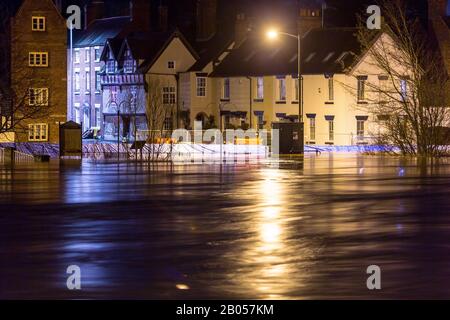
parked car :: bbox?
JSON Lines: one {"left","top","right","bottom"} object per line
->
{"left": 82, "top": 128, "right": 101, "bottom": 140}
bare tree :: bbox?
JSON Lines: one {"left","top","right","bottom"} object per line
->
{"left": 0, "top": 2, "right": 52, "bottom": 143}
{"left": 346, "top": 0, "right": 449, "bottom": 156}
{"left": 145, "top": 77, "right": 175, "bottom": 161}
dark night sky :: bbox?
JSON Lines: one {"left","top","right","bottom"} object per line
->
{"left": 3, "top": 0, "right": 450, "bottom": 28}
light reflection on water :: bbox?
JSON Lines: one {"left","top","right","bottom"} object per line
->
{"left": 1, "top": 153, "right": 450, "bottom": 299}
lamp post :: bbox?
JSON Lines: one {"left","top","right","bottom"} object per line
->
{"left": 267, "top": 29, "right": 304, "bottom": 154}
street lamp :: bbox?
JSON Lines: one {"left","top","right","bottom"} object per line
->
{"left": 266, "top": 28, "right": 304, "bottom": 154}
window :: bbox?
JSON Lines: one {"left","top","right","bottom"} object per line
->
{"left": 74, "top": 49, "right": 80, "bottom": 64}
{"left": 328, "top": 77, "right": 334, "bottom": 101}
{"left": 110, "top": 86, "right": 118, "bottom": 102}
{"left": 357, "top": 120, "right": 365, "bottom": 138}
{"left": 106, "top": 60, "right": 115, "bottom": 73}
{"left": 130, "top": 86, "right": 138, "bottom": 109}
{"left": 328, "top": 120, "right": 334, "bottom": 141}
{"left": 29, "top": 52, "right": 48, "bottom": 67}
{"left": 163, "top": 87, "right": 176, "bottom": 105}
{"left": 95, "top": 104, "right": 101, "bottom": 127}
{"left": 294, "top": 77, "right": 299, "bottom": 101}
{"left": 74, "top": 105, "right": 81, "bottom": 123}
{"left": 85, "top": 71, "right": 90, "bottom": 93}
{"left": 257, "top": 114, "right": 264, "bottom": 130}
{"left": 32, "top": 17, "right": 45, "bottom": 31}
{"left": 357, "top": 76, "right": 366, "bottom": 101}
{"left": 85, "top": 48, "right": 90, "bottom": 63}
{"left": 167, "top": 61, "right": 175, "bottom": 69}
{"left": 277, "top": 77, "right": 286, "bottom": 101}
{"left": 309, "top": 117, "right": 316, "bottom": 141}
{"left": 222, "top": 78, "right": 230, "bottom": 100}
{"left": 400, "top": 79, "right": 408, "bottom": 102}
{"left": 95, "top": 71, "right": 101, "bottom": 92}
{"left": 74, "top": 72, "right": 80, "bottom": 92}
{"left": 164, "top": 117, "right": 172, "bottom": 131}
{"left": 196, "top": 77, "right": 206, "bottom": 97}
{"left": 29, "top": 88, "right": 49, "bottom": 106}
{"left": 256, "top": 77, "right": 264, "bottom": 100}
{"left": 94, "top": 47, "right": 101, "bottom": 62}
{"left": 28, "top": 124, "right": 48, "bottom": 142}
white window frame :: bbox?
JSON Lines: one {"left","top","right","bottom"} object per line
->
{"left": 163, "top": 86, "right": 176, "bottom": 105}
{"left": 29, "top": 52, "right": 48, "bottom": 67}
{"left": 28, "top": 123, "right": 48, "bottom": 142}
{"left": 357, "top": 120, "right": 365, "bottom": 138}
{"left": 32, "top": 16, "right": 46, "bottom": 31}
{"left": 29, "top": 88, "right": 49, "bottom": 106}
{"left": 196, "top": 77, "right": 207, "bottom": 97}
{"left": 74, "top": 70, "right": 81, "bottom": 93}
{"left": 167, "top": 61, "right": 175, "bottom": 69}
{"left": 94, "top": 47, "right": 101, "bottom": 62}
{"left": 85, "top": 70, "right": 90, "bottom": 93}
{"left": 74, "top": 49, "right": 80, "bottom": 64}
{"left": 85, "top": 48, "right": 90, "bottom": 63}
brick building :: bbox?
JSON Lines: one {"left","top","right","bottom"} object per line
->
{"left": 10, "top": 0, "right": 67, "bottom": 143}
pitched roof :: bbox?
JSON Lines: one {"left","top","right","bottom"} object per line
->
{"left": 210, "top": 28, "right": 366, "bottom": 77}
{"left": 74, "top": 16, "right": 131, "bottom": 48}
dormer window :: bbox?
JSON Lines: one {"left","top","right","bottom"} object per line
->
{"left": 124, "top": 49, "right": 136, "bottom": 73}
{"left": 32, "top": 17, "right": 45, "bottom": 31}
{"left": 106, "top": 60, "right": 116, "bottom": 74}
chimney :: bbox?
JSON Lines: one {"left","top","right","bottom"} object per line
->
{"left": 130, "top": 0, "right": 151, "bottom": 32}
{"left": 428, "top": 0, "right": 448, "bottom": 19}
{"left": 196, "top": 0, "right": 217, "bottom": 41}
{"left": 158, "top": 5, "right": 169, "bottom": 32}
{"left": 234, "top": 13, "right": 252, "bottom": 48}
{"left": 297, "top": 6, "right": 322, "bottom": 37}
{"left": 84, "top": 0, "right": 105, "bottom": 30}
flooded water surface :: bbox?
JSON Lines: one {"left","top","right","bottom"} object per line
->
{"left": 1, "top": 154, "right": 450, "bottom": 299}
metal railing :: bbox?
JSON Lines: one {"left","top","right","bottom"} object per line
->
{"left": 13, "top": 150, "right": 35, "bottom": 162}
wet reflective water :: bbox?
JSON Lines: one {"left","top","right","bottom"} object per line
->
{"left": 1, "top": 154, "right": 450, "bottom": 299}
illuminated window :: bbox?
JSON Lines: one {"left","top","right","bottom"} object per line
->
{"left": 95, "top": 71, "right": 101, "bottom": 92}
{"left": 32, "top": 17, "right": 45, "bottom": 31}
{"left": 74, "top": 49, "right": 80, "bottom": 63}
{"left": 74, "top": 71, "right": 80, "bottom": 92}
{"left": 85, "top": 71, "right": 90, "bottom": 93}
{"left": 28, "top": 124, "right": 48, "bottom": 141}
{"left": 196, "top": 77, "right": 206, "bottom": 97}
{"left": 85, "top": 48, "right": 90, "bottom": 63}
{"left": 29, "top": 88, "right": 49, "bottom": 106}
{"left": 256, "top": 77, "right": 264, "bottom": 100}
{"left": 277, "top": 77, "right": 286, "bottom": 101}
{"left": 29, "top": 52, "right": 48, "bottom": 67}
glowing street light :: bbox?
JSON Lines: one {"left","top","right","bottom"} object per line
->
{"left": 266, "top": 27, "right": 304, "bottom": 154}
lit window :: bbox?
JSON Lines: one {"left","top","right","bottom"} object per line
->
{"left": 74, "top": 72, "right": 80, "bottom": 92}
{"left": 32, "top": 17, "right": 45, "bottom": 31}
{"left": 28, "top": 124, "right": 48, "bottom": 142}
{"left": 167, "top": 61, "right": 175, "bottom": 69}
{"left": 256, "top": 77, "right": 264, "bottom": 100}
{"left": 29, "top": 88, "right": 49, "bottom": 106}
{"left": 29, "top": 52, "right": 48, "bottom": 67}
{"left": 95, "top": 71, "right": 101, "bottom": 92}
{"left": 196, "top": 77, "right": 206, "bottom": 97}
{"left": 106, "top": 60, "right": 115, "bottom": 73}
{"left": 94, "top": 47, "right": 101, "bottom": 62}
{"left": 163, "top": 87, "right": 176, "bottom": 105}
{"left": 277, "top": 77, "right": 286, "bottom": 101}
{"left": 222, "top": 78, "right": 230, "bottom": 100}
{"left": 400, "top": 79, "right": 408, "bottom": 102}
{"left": 85, "top": 71, "right": 90, "bottom": 93}
{"left": 74, "top": 49, "right": 80, "bottom": 64}
{"left": 85, "top": 48, "right": 90, "bottom": 63}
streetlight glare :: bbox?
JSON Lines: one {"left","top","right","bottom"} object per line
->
{"left": 267, "top": 29, "right": 278, "bottom": 39}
